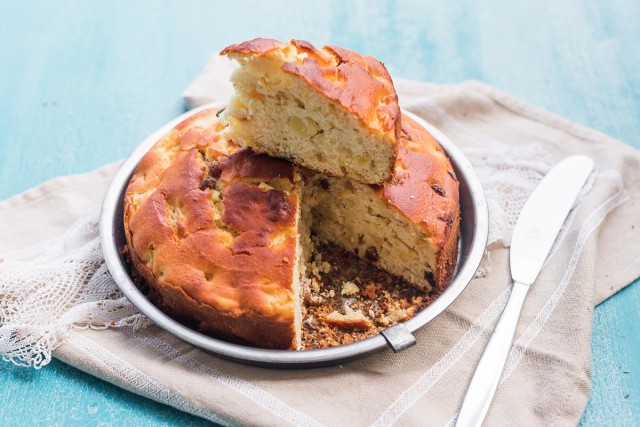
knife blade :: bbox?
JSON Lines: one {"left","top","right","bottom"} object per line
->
{"left": 455, "top": 155, "right": 595, "bottom": 427}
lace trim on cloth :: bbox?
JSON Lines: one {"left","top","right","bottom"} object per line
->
{"left": 0, "top": 207, "right": 150, "bottom": 368}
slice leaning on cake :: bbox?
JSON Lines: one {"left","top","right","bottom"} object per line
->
{"left": 220, "top": 38, "right": 400, "bottom": 185}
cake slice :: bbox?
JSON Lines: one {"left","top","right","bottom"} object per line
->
{"left": 124, "top": 108, "right": 308, "bottom": 350}
{"left": 220, "top": 38, "right": 400, "bottom": 185}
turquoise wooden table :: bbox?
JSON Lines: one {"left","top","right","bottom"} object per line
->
{"left": 1, "top": 1, "right": 638, "bottom": 425}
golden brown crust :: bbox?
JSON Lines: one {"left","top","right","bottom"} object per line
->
{"left": 220, "top": 38, "right": 287, "bottom": 56}
{"left": 220, "top": 38, "right": 400, "bottom": 160}
{"left": 219, "top": 149, "right": 295, "bottom": 183}
{"left": 124, "top": 108, "right": 300, "bottom": 349}
{"left": 376, "top": 114, "right": 460, "bottom": 292}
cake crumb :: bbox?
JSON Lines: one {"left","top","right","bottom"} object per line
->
{"left": 305, "top": 294, "right": 325, "bottom": 306}
{"left": 388, "top": 307, "right": 411, "bottom": 322}
{"left": 320, "top": 261, "right": 331, "bottom": 273}
{"left": 362, "top": 283, "right": 377, "bottom": 299}
{"left": 322, "top": 306, "right": 373, "bottom": 331}
{"left": 341, "top": 281, "right": 359, "bottom": 296}
{"left": 309, "top": 255, "right": 331, "bottom": 277}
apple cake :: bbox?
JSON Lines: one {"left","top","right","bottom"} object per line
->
{"left": 220, "top": 38, "right": 400, "bottom": 185}
{"left": 124, "top": 39, "right": 460, "bottom": 351}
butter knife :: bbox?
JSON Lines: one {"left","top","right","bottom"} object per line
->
{"left": 455, "top": 155, "right": 595, "bottom": 427}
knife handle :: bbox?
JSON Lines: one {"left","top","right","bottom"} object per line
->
{"left": 455, "top": 280, "right": 530, "bottom": 427}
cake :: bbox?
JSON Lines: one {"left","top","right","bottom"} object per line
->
{"left": 124, "top": 41, "right": 460, "bottom": 351}
{"left": 220, "top": 38, "right": 400, "bottom": 185}
{"left": 124, "top": 108, "right": 307, "bottom": 350}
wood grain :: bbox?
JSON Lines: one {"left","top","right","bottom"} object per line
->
{"left": 1, "top": 0, "right": 638, "bottom": 425}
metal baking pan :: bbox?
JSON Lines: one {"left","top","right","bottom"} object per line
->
{"left": 100, "top": 105, "right": 489, "bottom": 368}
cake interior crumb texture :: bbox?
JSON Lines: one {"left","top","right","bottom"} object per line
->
{"left": 304, "top": 172, "right": 439, "bottom": 293}
{"left": 221, "top": 39, "right": 398, "bottom": 185}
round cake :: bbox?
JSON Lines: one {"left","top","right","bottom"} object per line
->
{"left": 124, "top": 107, "right": 459, "bottom": 350}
